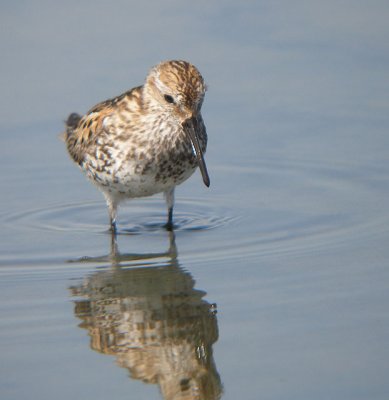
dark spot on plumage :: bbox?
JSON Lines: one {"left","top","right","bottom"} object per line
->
{"left": 65, "top": 113, "right": 82, "bottom": 129}
{"left": 179, "top": 153, "right": 188, "bottom": 162}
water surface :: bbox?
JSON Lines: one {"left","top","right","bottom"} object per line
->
{"left": 1, "top": 1, "right": 389, "bottom": 399}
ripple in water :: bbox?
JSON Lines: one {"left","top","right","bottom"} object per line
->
{"left": 198, "top": 156, "right": 389, "bottom": 262}
{"left": 2, "top": 157, "right": 388, "bottom": 264}
{"left": 3, "top": 197, "right": 237, "bottom": 234}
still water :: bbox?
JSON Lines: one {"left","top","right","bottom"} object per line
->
{"left": 1, "top": 1, "right": 389, "bottom": 399}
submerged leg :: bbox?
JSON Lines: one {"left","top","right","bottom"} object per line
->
{"left": 104, "top": 194, "right": 118, "bottom": 234}
{"left": 110, "top": 216, "right": 117, "bottom": 234}
{"left": 164, "top": 187, "right": 175, "bottom": 230}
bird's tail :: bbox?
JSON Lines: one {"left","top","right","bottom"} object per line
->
{"left": 59, "top": 112, "right": 82, "bottom": 141}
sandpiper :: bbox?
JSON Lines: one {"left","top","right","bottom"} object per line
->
{"left": 64, "top": 60, "right": 210, "bottom": 232}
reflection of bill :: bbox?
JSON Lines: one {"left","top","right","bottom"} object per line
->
{"left": 70, "top": 234, "right": 222, "bottom": 400}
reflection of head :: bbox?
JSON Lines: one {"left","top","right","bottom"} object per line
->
{"left": 71, "top": 265, "right": 222, "bottom": 400}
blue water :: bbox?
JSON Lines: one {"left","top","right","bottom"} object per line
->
{"left": 1, "top": 2, "right": 389, "bottom": 399}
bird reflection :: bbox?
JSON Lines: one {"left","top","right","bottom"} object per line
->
{"left": 70, "top": 232, "right": 222, "bottom": 400}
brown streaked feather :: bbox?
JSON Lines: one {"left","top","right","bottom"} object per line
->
{"left": 86, "top": 86, "right": 142, "bottom": 114}
{"left": 65, "top": 88, "right": 141, "bottom": 165}
{"left": 65, "top": 109, "right": 111, "bottom": 165}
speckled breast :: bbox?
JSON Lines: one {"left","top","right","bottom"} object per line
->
{"left": 82, "top": 131, "right": 200, "bottom": 198}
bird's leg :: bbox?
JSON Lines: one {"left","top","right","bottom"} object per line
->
{"left": 105, "top": 194, "right": 118, "bottom": 234}
{"left": 167, "top": 208, "right": 173, "bottom": 229}
{"left": 164, "top": 187, "right": 175, "bottom": 231}
{"left": 110, "top": 216, "right": 117, "bottom": 234}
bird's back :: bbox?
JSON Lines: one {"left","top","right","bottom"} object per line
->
{"left": 65, "top": 87, "right": 143, "bottom": 165}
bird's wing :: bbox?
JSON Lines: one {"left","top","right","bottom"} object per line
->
{"left": 65, "top": 86, "right": 143, "bottom": 165}
{"left": 65, "top": 106, "right": 113, "bottom": 165}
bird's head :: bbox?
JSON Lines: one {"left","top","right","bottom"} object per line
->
{"left": 145, "top": 60, "right": 210, "bottom": 187}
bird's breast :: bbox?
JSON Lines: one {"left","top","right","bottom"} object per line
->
{"left": 82, "top": 119, "right": 199, "bottom": 198}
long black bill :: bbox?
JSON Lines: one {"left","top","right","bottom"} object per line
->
{"left": 184, "top": 119, "right": 210, "bottom": 187}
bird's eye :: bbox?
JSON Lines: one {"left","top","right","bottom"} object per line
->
{"left": 164, "top": 94, "right": 175, "bottom": 104}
